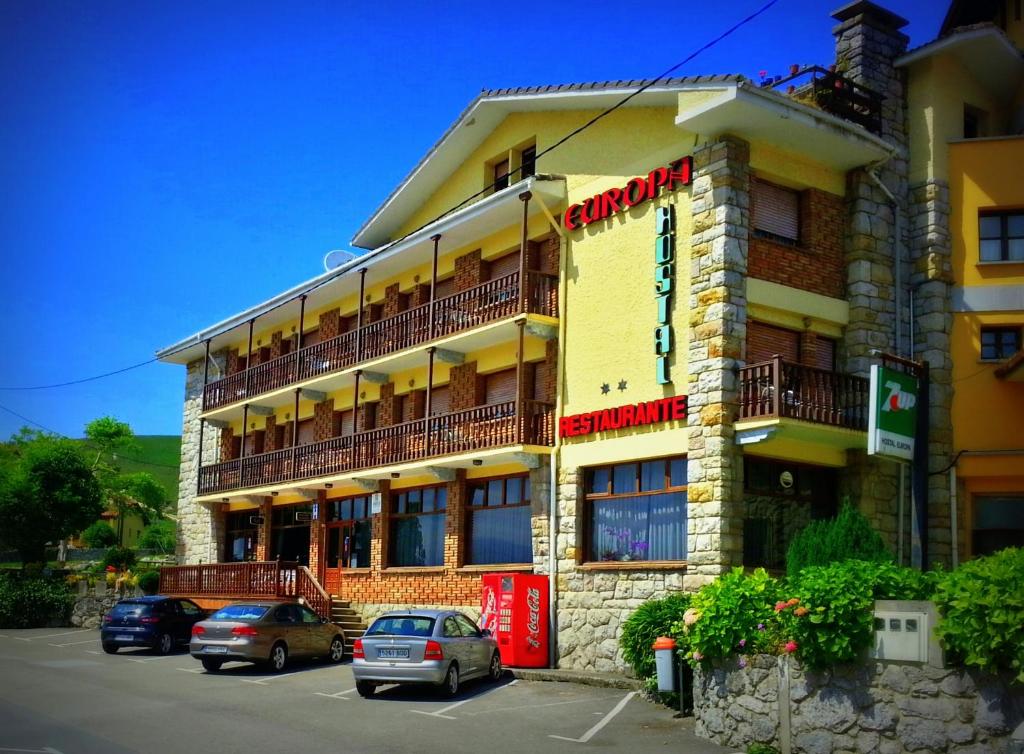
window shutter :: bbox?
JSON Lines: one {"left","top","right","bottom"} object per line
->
{"left": 747, "top": 321, "right": 800, "bottom": 364}
{"left": 489, "top": 252, "right": 520, "bottom": 280}
{"left": 430, "top": 386, "right": 451, "bottom": 416}
{"left": 752, "top": 180, "right": 800, "bottom": 241}
{"left": 485, "top": 369, "right": 517, "bottom": 404}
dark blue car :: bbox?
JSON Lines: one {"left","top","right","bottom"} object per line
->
{"left": 101, "top": 596, "right": 206, "bottom": 654}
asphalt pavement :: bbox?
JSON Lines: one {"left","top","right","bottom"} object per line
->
{"left": 0, "top": 627, "right": 734, "bottom": 754}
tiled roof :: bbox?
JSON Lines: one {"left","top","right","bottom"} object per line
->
{"left": 479, "top": 74, "right": 743, "bottom": 98}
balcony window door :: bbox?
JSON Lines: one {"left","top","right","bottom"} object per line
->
{"left": 326, "top": 496, "right": 372, "bottom": 569}
{"left": 389, "top": 486, "right": 447, "bottom": 567}
{"left": 269, "top": 504, "right": 312, "bottom": 566}
{"left": 224, "top": 511, "right": 257, "bottom": 562}
{"left": 467, "top": 475, "right": 532, "bottom": 565}
{"left": 748, "top": 321, "right": 800, "bottom": 364}
{"left": 296, "top": 418, "right": 315, "bottom": 446}
{"left": 430, "top": 385, "right": 451, "bottom": 416}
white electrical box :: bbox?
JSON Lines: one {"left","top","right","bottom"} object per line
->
{"left": 871, "top": 609, "right": 929, "bottom": 662}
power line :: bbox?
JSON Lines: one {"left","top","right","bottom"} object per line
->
{"left": 3, "top": 0, "right": 783, "bottom": 383}
{"left": 0, "top": 357, "right": 158, "bottom": 391}
{"left": 0, "top": 402, "right": 180, "bottom": 470}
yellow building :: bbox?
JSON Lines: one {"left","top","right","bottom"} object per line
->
{"left": 900, "top": 0, "right": 1024, "bottom": 562}
{"left": 159, "top": 2, "right": 989, "bottom": 670}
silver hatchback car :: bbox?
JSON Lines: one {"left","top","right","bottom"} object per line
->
{"left": 352, "top": 609, "right": 501, "bottom": 697}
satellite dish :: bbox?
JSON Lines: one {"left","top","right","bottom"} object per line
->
{"left": 323, "top": 249, "right": 357, "bottom": 272}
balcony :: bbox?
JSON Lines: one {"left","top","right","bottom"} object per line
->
{"left": 202, "top": 270, "right": 558, "bottom": 412}
{"left": 739, "top": 356, "right": 869, "bottom": 429}
{"left": 198, "top": 399, "right": 554, "bottom": 495}
{"left": 764, "top": 66, "right": 883, "bottom": 135}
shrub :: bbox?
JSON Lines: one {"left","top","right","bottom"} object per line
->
{"left": 682, "top": 568, "right": 782, "bottom": 663}
{"left": 620, "top": 592, "right": 692, "bottom": 678}
{"left": 786, "top": 500, "right": 892, "bottom": 578}
{"left": 81, "top": 521, "right": 116, "bottom": 548}
{"left": 137, "top": 570, "right": 160, "bottom": 595}
{"left": 139, "top": 520, "right": 176, "bottom": 553}
{"left": 102, "top": 546, "right": 136, "bottom": 572}
{"left": 933, "top": 547, "right": 1024, "bottom": 683}
{"left": 0, "top": 574, "right": 74, "bottom": 628}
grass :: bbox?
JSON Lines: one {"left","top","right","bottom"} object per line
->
{"left": 78, "top": 435, "right": 182, "bottom": 509}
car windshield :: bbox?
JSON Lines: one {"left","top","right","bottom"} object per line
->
{"left": 365, "top": 616, "right": 435, "bottom": 637}
{"left": 209, "top": 605, "right": 269, "bottom": 622}
{"left": 109, "top": 602, "right": 151, "bottom": 618}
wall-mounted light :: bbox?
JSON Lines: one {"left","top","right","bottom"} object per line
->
{"left": 221, "top": 498, "right": 229, "bottom": 503}
{"left": 325, "top": 483, "right": 333, "bottom": 489}
{"left": 360, "top": 391, "right": 366, "bottom": 399}
{"left": 365, "top": 294, "right": 372, "bottom": 302}
{"left": 408, "top": 379, "right": 415, "bottom": 388}
{"left": 472, "top": 459, "right": 483, "bottom": 467}
{"left": 257, "top": 339, "right": 262, "bottom": 346}
{"left": 391, "top": 472, "right": 400, "bottom": 479}
{"left": 271, "top": 491, "right": 279, "bottom": 497}
{"left": 414, "top": 274, "right": 420, "bottom": 283}
{"left": 291, "top": 325, "right": 296, "bottom": 333}
{"left": 250, "top": 422, "right": 256, "bottom": 430}
{"left": 285, "top": 413, "right": 291, "bottom": 420}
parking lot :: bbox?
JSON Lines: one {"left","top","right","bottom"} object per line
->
{"left": 0, "top": 628, "right": 732, "bottom": 754}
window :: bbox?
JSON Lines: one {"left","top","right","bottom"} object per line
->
{"left": 326, "top": 496, "right": 372, "bottom": 569}
{"left": 493, "top": 158, "right": 510, "bottom": 192}
{"left": 963, "top": 105, "right": 987, "bottom": 139}
{"left": 980, "top": 327, "right": 1021, "bottom": 361}
{"left": 752, "top": 180, "right": 800, "bottom": 244}
{"left": 390, "top": 486, "right": 447, "bottom": 567}
{"left": 179, "top": 600, "right": 202, "bottom": 617}
{"left": 224, "top": 511, "right": 257, "bottom": 562}
{"left": 454, "top": 614, "right": 481, "bottom": 637}
{"left": 973, "top": 496, "right": 1024, "bottom": 556}
{"left": 520, "top": 145, "right": 537, "bottom": 179}
{"left": 299, "top": 605, "right": 322, "bottom": 624}
{"left": 980, "top": 211, "right": 1024, "bottom": 262}
{"left": 584, "top": 457, "right": 687, "bottom": 562}
{"left": 467, "top": 475, "right": 532, "bottom": 565}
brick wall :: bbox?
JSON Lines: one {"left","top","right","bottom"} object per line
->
{"left": 450, "top": 362, "right": 486, "bottom": 411}
{"left": 264, "top": 415, "right": 278, "bottom": 452}
{"left": 319, "top": 309, "right": 340, "bottom": 341}
{"left": 383, "top": 283, "right": 402, "bottom": 319}
{"left": 357, "top": 402, "right": 377, "bottom": 432}
{"left": 454, "top": 250, "right": 489, "bottom": 291}
{"left": 220, "top": 427, "right": 235, "bottom": 461}
{"left": 313, "top": 399, "right": 336, "bottom": 441}
{"left": 269, "top": 331, "right": 284, "bottom": 360}
{"left": 538, "top": 234, "right": 560, "bottom": 275}
{"left": 378, "top": 383, "right": 402, "bottom": 428}
{"left": 226, "top": 349, "right": 241, "bottom": 376}
{"left": 748, "top": 188, "right": 845, "bottom": 299}
{"left": 538, "top": 339, "right": 558, "bottom": 402}
{"left": 404, "top": 390, "right": 426, "bottom": 422}
{"left": 409, "top": 284, "right": 430, "bottom": 308}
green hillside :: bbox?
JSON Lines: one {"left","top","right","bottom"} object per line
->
{"left": 80, "top": 435, "right": 182, "bottom": 509}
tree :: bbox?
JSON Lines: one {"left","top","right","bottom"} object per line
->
{"left": 0, "top": 434, "right": 103, "bottom": 564}
{"left": 85, "top": 417, "right": 167, "bottom": 541}
{"left": 139, "top": 520, "right": 176, "bottom": 553}
{"left": 81, "top": 521, "right": 117, "bottom": 548}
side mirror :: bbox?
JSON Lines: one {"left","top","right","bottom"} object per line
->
{"left": 321, "top": 616, "right": 329, "bottom": 624}
{"left": 481, "top": 628, "right": 492, "bottom": 638}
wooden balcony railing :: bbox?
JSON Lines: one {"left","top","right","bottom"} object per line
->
{"left": 198, "top": 400, "right": 555, "bottom": 495}
{"left": 160, "top": 560, "right": 298, "bottom": 600}
{"left": 738, "top": 356, "right": 869, "bottom": 431}
{"left": 202, "top": 270, "right": 558, "bottom": 411}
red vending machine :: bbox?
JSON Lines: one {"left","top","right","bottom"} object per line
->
{"left": 479, "top": 573, "right": 549, "bottom": 668}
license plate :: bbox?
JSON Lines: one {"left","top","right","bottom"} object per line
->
{"left": 116, "top": 635, "right": 133, "bottom": 642}
{"left": 377, "top": 648, "right": 409, "bottom": 659}
{"left": 204, "top": 646, "right": 228, "bottom": 654}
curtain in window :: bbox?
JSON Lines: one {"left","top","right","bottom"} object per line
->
{"left": 592, "top": 492, "right": 686, "bottom": 561}
{"left": 469, "top": 506, "right": 532, "bottom": 564}
{"left": 392, "top": 515, "right": 444, "bottom": 566}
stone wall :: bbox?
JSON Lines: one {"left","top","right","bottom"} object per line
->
{"left": 695, "top": 655, "right": 1024, "bottom": 754}
{"left": 70, "top": 583, "right": 142, "bottom": 629}
{"left": 176, "top": 354, "right": 226, "bottom": 565}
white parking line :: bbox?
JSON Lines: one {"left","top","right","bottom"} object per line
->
{"left": 314, "top": 687, "right": 357, "bottom": 700}
{"left": 465, "top": 695, "right": 620, "bottom": 717}
{"left": 49, "top": 639, "right": 100, "bottom": 647}
{"left": 0, "top": 748, "right": 64, "bottom": 753}
{"left": 125, "top": 654, "right": 184, "bottom": 663}
{"left": 176, "top": 667, "right": 204, "bottom": 674}
{"left": 410, "top": 679, "right": 518, "bottom": 720}
{"left": 242, "top": 665, "right": 341, "bottom": 685}
{"left": 28, "top": 629, "right": 95, "bottom": 640}
{"left": 549, "top": 691, "right": 636, "bottom": 744}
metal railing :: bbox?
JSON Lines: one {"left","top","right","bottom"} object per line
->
{"left": 739, "top": 356, "right": 869, "bottom": 430}
{"left": 198, "top": 400, "right": 555, "bottom": 495}
{"left": 202, "top": 270, "right": 558, "bottom": 411}
{"left": 766, "top": 66, "right": 883, "bottom": 134}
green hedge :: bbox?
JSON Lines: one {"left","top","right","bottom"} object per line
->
{"left": 620, "top": 592, "right": 692, "bottom": 678}
{"left": 0, "top": 575, "right": 74, "bottom": 628}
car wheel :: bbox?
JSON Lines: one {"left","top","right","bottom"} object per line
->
{"left": 102, "top": 643, "right": 118, "bottom": 654}
{"left": 156, "top": 633, "right": 173, "bottom": 655}
{"left": 268, "top": 642, "right": 288, "bottom": 673}
{"left": 488, "top": 651, "right": 503, "bottom": 682}
{"left": 201, "top": 658, "right": 223, "bottom": 672}
{"left": 327, "top": 636, "right": 345, "bottom": 664}
{"left": 355, "top": 681, "right": 376, "bottom": 698}
{"left": 441, "top": 663, "right": 459, "bottom": 698}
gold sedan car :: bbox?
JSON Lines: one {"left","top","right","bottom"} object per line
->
{"left": 190, "top": 601, "right": 345, "bottom": 673}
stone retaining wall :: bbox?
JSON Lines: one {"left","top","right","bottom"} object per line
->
{"left": 695, "top": 655, "right": 1024, "bottom": 753}
{"left": 70, "top": 583, "right": 143, "bottom": 629}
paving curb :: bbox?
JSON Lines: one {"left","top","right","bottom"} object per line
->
{"left": 508, "top": 667, "right": 644, "bottom": 690}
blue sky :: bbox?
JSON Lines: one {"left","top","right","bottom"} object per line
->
{"left": 0, "top": 0, "right": 941, "bottom": 440}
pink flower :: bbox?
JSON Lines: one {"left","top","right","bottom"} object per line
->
{"left": 738, "top": 639, "right": 746, "bottom": 648}
{"left": 774, "top": 601, "right": 788, "bottom": 612}
{"left": 757, "top": 623, "right": 765, "bottom": 631}
{"left": 785, "top": 641, "right": 798, "bottom": 654}
{"left": 692, "top": 651, "right": 703, "bottom": 661}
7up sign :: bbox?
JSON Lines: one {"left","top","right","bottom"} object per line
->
{"left": 868, "top": 365, "right": 918, "bottom": 462}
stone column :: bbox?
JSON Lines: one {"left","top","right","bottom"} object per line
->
{"left": 176, "top": 354, "right": 225, "bottom": 564}
{"left": 909, "top": 179, "right": 954, "bottom": 565}
{"left": 833, "top": 1, "right": 910, "bottom": 552}
{"left": 685, "top": 134, "right": 749, "bottom": 590}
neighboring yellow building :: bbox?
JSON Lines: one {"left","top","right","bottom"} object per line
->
{"left": 157, "top": 1, "right": 1008, "bottom": 670}
{"left": 899, "top": 0, "right": 1024, "bottom": 561}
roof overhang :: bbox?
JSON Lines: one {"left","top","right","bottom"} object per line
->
{"left": 156, "top": 175, "right": 566, "bottom": 365}
{"left": 351, "top": 79, "right": 738, "bottom": 250}
{"left": 896, "top": 26, "right": 1024, "bottom": 101}
{"left": 674, "top": 81, "right": 895, "bottom": 171}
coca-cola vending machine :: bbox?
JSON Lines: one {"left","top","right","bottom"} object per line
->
{"left": 479, "top": 573, "right": 549, "bottom": 668}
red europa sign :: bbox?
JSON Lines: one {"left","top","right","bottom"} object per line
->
{"left": 563, "top": 156, "right": 692, "bottom": 230}
{"left": 559, "top": 395, "right": 688, "bottom": 438}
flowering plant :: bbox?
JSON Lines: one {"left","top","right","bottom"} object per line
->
{"left": 600, "top": 527, "right": 650, "bottom": 561}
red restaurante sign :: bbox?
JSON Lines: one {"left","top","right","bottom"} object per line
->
{"left": 563, "top": 156, "right": 692, "bottom": 230}
{"left": 558, "top": 396, "right": 688, "bottom": 438}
